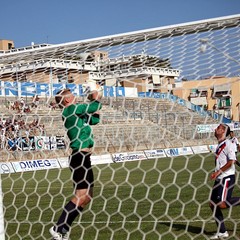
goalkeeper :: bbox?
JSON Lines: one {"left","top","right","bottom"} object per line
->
{"left": 50, "top": 88, "right": 102, "bottom": 240}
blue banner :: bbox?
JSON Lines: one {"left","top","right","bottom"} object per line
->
{"left": 0, "top": 81, "right": 128, "bottom": 98}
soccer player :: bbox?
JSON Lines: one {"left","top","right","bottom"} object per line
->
{"left": 209, "top": 124, "right": 240, "bottom": 239}
{"left": 229, "top": 130, "right": 240, "bottom": 167}
{"left": 49, "top": 88, "right": 102, "bottom": 240}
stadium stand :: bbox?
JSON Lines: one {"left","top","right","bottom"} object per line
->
{"left": 0, "top": 95, "right": 219, "bottom": 161}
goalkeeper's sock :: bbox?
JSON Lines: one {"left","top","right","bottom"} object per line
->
{"left": 55, "top": 201, "right": 83, "bottom": 233}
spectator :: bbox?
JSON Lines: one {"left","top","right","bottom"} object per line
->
{"left": 229, "top": 130, "right": 240, "bottom": 166}
{"left": 31, "top": 95, "right": 40, "bottom": 108}
{"left": 49, "top": 100, "right": 57, "bottom": 110}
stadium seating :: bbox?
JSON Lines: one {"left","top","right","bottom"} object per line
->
{"left": 0, "top": 96, "right": 219, "bottom": 161}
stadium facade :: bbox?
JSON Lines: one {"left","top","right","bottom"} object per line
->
{"left": 0, "top": 38, "right": 239, "bottom": 122}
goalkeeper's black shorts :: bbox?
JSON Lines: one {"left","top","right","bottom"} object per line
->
{"left": 69, "top": 151, "right": 94, "bottom": 190}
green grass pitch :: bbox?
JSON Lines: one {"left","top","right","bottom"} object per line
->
{"left": 2, "top": 153, "right": 240, "bottom": 239}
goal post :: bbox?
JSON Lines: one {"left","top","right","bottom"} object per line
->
{"left": 0, "top": 175, "right": 5, "bottom": 240}
{"left": 0, "top": 14, "right": 239, "bottom": 239}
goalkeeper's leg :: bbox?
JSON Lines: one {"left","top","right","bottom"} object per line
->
{"left": 56, "top": 188, "right": 93, "bottom": 233}
{"left": 50, "top": 188, "right": 93, "bottom": 239}
{"left": 50, "top": 151, "right": 94, "bottom": 239}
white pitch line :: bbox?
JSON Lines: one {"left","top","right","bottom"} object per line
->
{"left": 6, "top": 219, "right": 219, "bottom": 224}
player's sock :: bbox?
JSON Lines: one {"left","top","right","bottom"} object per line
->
{"left": 214, "top": 207, "right": 226, "bottom": 233}
{"left": 55, "top": 201, "right": 83, "bottom": 233}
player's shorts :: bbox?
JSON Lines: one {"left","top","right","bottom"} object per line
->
{"left": 69, "top": 151, "right": 94, "bottom": 190}
{"left": 210, "top": 174, "right": 235, "bottom": 206}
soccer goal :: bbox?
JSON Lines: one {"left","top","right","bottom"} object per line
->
{"left": 0, "top": 14, "right": 240, "bottom": 240}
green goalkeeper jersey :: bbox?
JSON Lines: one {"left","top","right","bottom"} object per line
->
{"left": 62, "top": 101, "right": 102, "bottom": 151}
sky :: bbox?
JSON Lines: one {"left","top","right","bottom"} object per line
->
{"left": 0, "top": 0, "right": 240, "bottom": 48}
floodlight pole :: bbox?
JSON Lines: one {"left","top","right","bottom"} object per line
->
{"left": 0, "top": 175, "right": 5, "bottom": 240}
{"left": 200, "top": 38, "right": 240, "bottom": 65}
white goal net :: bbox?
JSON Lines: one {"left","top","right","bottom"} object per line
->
{"left": 0, "top": 14, "right": 240, "bottom": 239}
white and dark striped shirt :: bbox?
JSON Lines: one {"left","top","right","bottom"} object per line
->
{"left": 215, "top": 139, "right": 236, "bottom": 179}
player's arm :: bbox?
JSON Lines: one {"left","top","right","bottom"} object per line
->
{"left": 74, "top": 101, "right": 102, "bottom": 115}
{"left": 89, "top": 113, "right": 100, "bottom": 125}
{"left": 84, "top": 86, "right": 102, "bottom": 115}
{"left": 211, "top": 160, "right": 235, "bottom": 180}
{"left": 88, "top": 96, "right": 101, "bottom": 125}
{"left": 90, "top": 90, "right": 102, "bottom": 101}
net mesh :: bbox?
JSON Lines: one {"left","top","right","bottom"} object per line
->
{"left": 0, "top": 15, "right": 240, "bottom": 239}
